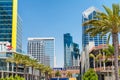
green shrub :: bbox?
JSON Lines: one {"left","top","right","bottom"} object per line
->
{"left": 0, "top": 75, "right": 25, "bottom": 80}
{"left": 83, "top": 68, "right": 98, "bottom": 80}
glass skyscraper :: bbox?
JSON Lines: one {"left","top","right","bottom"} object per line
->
{"left": 64, "top": 33, "right": 80, "bottom": 68}
{"left": 27, "top": 38, "right": 55, "bottom": 68}
{"left": 72, "top": 43, "right": 80, "bottom": 66}
{"left": 0, "top": 0, "right": 22, "bottom": 52}
{"left": 82, "top": 6, "right": 107, "bottom": 48}
{"left": 64, "top": 33, "right": 73, "bottom": 67}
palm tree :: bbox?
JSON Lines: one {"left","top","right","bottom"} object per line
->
{"left": 66, "top": 71, "right": 72, "bottom": 78}
{"left": 103, "top": 45, "right": 114, "bottom": 79}
{"left": 6, "top": 53, "right": 23, "bottom": 75}
{"left": 28, "top": 58, "right": 38, "bottom": 80}
{"left": 55, "top": 70, "right": 61, "bottom": 78}
{"left": 36, "top": 63, "right": 45, "bottom": 80}
{"left": 89, "top": 54, "right": 96, "bottom": 70}
{"left": 44, "top": 66, "right": 52, "bottom": 80}
{"left": 96, "top": 52, "right": 102, "bottom": 70}
{"left": 103, "top": 45, "right": 114, "bottom": 68}
{"left": 21, "top": 55, "right": 30, "bottom": 79}
{"left": 82, "top": 4, "right": 120, "bottom": 80}
{"left": 89, "top": 53, "right": 102, "bottom": 70}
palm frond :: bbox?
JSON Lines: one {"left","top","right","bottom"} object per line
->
{"left": 108, "top": 45, "right": 114, "bottom": 54}
{"left": 89, "top": 54, "right": 95, "bottom": 59}
{"left": 82, "top": 20, "right": 98, "bottom": 26}
{"left": 106, "top": 33, "right": 111, "bottom": 44}
{"left": 85, "top": 27, "right": 96, "bottom": 33}
{"left": 100, "top": 28, "right": 110, "bottom": 39}
{"left": 112, "top": 4, "right": 119, "bottom": 16}
{"left": 96, "top": 53, "right": 102, "bottom": 59}
{"left": 6, "top": 57, "right": 14, "bottom": 63}
{"left": 103, "top": 5, "right": 113, "bottom": 16}
{"left": 103, "top": 44, "right": 114, "bottom": 57}
{"left": 95, "top": 12, "right": 108, "bottom": 20}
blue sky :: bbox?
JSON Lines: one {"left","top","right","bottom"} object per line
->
{"left": 18, "top": 0, "right": 119, "bottom": 67}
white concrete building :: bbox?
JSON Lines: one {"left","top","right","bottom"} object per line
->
{"left": 81, "top": 42, "right": 95, "bottom": 79}
{"left": 27, "top": 37, "right": 55, "bottom": 68}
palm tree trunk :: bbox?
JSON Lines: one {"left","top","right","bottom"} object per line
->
{"left": 32, "top": 67, "right": 33, "bottom": 80}
{"left": 39, "top": 70, "right": 41, "bottom": 80}
{"left": 112, "top": 57, "right": 114, "bottom": 80}
{"left": 112, "top": 33, "right": 119, "bottom": 80}
{"left": 103, "top": 62, "right": 105, "bottom": 70}
{"left": 16, "top": 64, "right": 18, "bottom": 75}
{"left": 103, "top": 52, "right": 106, "bottom": 70}
{"left": 100, "top": 59, "right": 101, "bottom": 70}
{"left": 24, "top": 65, "right": 26, "bottom": 79}
{"left": 45, "top": 73, "right": 48, "bottom": 80}
{"left": 112, "top": 57, "right": 114, "bottom": 69}
{"left": 93, "top": 59, "right": 96, "bottom": 71}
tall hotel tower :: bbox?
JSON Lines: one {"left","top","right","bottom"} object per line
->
{"left": 0, "top": 0, "right": 22, "bottom": 52}
{"left": 27, "top": 38, "right": 55, "bottom": 68}
{"left": 82, "top": 7, "right": 106, "bottom": 48}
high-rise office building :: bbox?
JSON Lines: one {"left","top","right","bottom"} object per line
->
{"left": 64, "top": 33, "right": 73, "bottom": 67}
{"left": 27, "top": 37, "right": 55, "bottom": 68}
{"left": 72, "top": 43, "right": 80, "bottom": 66}
{"left": 82, "top": 6, "right": 106, "bottom": 48}
{"left": 64, "top": 33, "right": 80, "bottom": 68}
{"left": 0, "top": 0, "right": 22, "bottom": 52}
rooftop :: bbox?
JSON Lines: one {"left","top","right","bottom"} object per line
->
{"left": 28, "top": 37, "right": 55, "bottom": 40}
{"left": 82, "top": 6, "right": 99, "bottom": 19}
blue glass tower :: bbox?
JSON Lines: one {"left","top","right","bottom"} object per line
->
{"left": 72, "top": 43, "right": 80, "bottom": 66}
{"left": 0, "top": 0, "right": 22, "bottom": 52}
{"left": 82, "top": 6, "right": 107, "bottom": 48}
{"left": 64, "top": 33, "right": 73, "bottom": 67}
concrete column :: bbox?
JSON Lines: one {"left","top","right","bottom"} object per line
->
{"left": 99, "top": 73, "right": 102, "bottom": 80}
{"left": 7, "top": 62, "right": 9, "bottom": 71}
{"left": 12, "top": 63, "right": 14, "bottom": 76}
{"left": 103, "top": 52, "right": 105, "bottom": 70}
{"left": 1, "top": 71, "right": 3, "bottom": 78}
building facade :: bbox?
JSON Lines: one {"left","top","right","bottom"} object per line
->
{"left": 72, "top": 43, "right": 80, "bottom": 66}
{"left": 0, "top": 0, "right": 22, "bottom": 52}
{"left": 80, "top": 42, "right": 95, "bottom": 80}
{"left": 80, "top": 42, "right": 120, "bottom": 80}
{"left": 82, "top": 6, "right": 107, "bottom": 48}
{"left": 64, "top": 33, "right": 80, "bottom": 68}
{"left": 0, "top": 42, "right": 39, "bottom": 79}
{"left": 64, "top": 33, "right": 73, "bottom": 67}
{"left": 27, "top": 38, "right": 55, "bottom": 68}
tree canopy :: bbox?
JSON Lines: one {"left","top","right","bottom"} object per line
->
{"left": 82, "top": 69, "right": 98, "bottom": 80}
{"left": 55, "top": 70, "right": 61, "bottom": 77}
{"left": 82, "top": 4, "right": 120, "bottom": 80}
{"left": 0, "top": 75, "right": 25, "bottom": 80}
